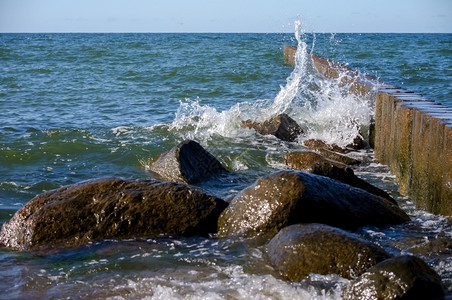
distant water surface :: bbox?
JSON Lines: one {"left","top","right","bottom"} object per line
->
{"left": 0, "top": 32, "right": 451, "bottom": 299}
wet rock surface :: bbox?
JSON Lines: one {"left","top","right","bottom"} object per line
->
{"left": 305, "top": 162, "right": 397, "bottom": 205}
{"left": 217, "top": 170, "right": 409, "bottom": 238}
{"left": 241, "top": 113, "right": 303, "bottom": 142}
{"left": 312, "top": 148, "right": 361, "bottom": 165}
{"left": 0, "top": 178, "right": 228, "bottom": 251}
{"left": 303, "top": 139, "right": 349, "bottom": 153}
{"left": 343, "top": 255, "right": 446, "bottom": 300}
{"left": 284, "top": 151, "right": 346, "bottom": 170}
{"left": 150, "top": 140, "right": 227, "bottom": 184}
{"left": 265, "top": 223, "right": 391, "bottom": 281}
{"left": 346, "top": 135, "right": 367, "bottom": 150}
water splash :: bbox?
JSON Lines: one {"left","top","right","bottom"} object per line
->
{"left": 170, "top": 20, "right": 372, "bottom": 147}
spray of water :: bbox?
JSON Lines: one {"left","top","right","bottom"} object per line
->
{"left": 170, "top": 20, "right": 372, "bottom": 147}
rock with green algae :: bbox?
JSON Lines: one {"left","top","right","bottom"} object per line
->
{"left": 0, "top": 177, "right": 228, "bottom": 251}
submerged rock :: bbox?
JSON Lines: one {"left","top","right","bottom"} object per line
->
{"left": 284, "top": 151, "right": 346, "bottom": 170}
{"left": 241, "top": 113, "right": 303, "bottom": 142}
{"left": 306, "top": 162, "right": 397, "bottom": 205}
{"left": 150, "top": 140, "right": 228, "bottom": 184}
{"left": 265, "top": 224, "right": 391, "bottom": 281}
{"left": 217, "top": 170, "right": 409, "bottom": 238}
{"left": 0, "top": 178, "right": 228, "bottom": 251}
{"left": 343, "top": 255, "right": 446, "bottom": 300}
{"left": 303, "top": 139, "right": 349, "bottom": 154}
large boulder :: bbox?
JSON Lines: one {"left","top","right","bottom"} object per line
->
{"left": 0, "top": 178, "right": 228, "bottom": 251}
{"left": 265, "top": 224, "right": 391, "bottom": 281}
{"left": 241, "top": 113, "right": 303, "bottom": 142}
{"left": 284, "top": 151, "right": 346, "bottom": 170}
{"left": 217, "top": 170, "right": 409, "bottom": 238}
{"left": 306, "top": 162, "right": 397, "bottom": 205}
{"left": 150, "top": 140, "right": 228, "bottom": 184}
{"left": 343, "top": 255, "right": 446, "bottom": 300}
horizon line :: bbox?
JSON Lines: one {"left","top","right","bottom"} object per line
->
{"left": 1, "top": 31, "right": 451, "bottom": 34}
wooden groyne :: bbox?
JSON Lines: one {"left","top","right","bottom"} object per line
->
{"left": 284, "top": 46, "right": 452, "bottom": 216}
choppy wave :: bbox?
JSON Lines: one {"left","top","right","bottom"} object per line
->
{"left": 169, "top": 21, "right": 372, "bottom": 147}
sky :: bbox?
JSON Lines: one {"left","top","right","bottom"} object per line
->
{"left": 0, "top": 0, "right": 451, "bottom": 33}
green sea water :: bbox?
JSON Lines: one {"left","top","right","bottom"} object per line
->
{"left": 0, "top": 30, "right": 451, "bottom": 298}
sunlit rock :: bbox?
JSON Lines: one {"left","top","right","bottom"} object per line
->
{"left": 0, "top": 178, "right": 228, "bottom": 251}
{"left": 265, "top": 223, "right": 391, "bottom": 281}
{"left": 343, "top": 255, "right": 446, "bottom": 300}
{"left": 303, "top": 139, "right": 349, "bottom": 153}
{"left": 312, "top": 147, "right": 361, "bottom": 165}
{"left": 305, "top": 162, "right": 397, "bottom": 205}
{"left": 284, "top": 151, "right": 346, "bottom": 170}
{"left": 241, "top": 113, "right": 304, "bottom": 142}
{"left": 150, "top": 140, "right": 228, "bottom": 184}
{"left": 217, "top": 170, "right": 409, "bottom": 239}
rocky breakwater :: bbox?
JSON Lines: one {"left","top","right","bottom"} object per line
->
{"left": 0, "top": 178, "right": 228, "bottom": 251}
{"left": 285, "top": 45, "right": 452, "bottom": 216}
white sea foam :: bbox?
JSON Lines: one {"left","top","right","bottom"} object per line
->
{"left": 169, "top": 20, "right": 372, "bottom": 147}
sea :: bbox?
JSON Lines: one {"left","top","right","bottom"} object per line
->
{"left": 1, "top": 22, "right": 451, "bottom": 299}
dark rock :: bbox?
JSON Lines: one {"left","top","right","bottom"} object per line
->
{"left": 313, "top": 148, "right": 361, "bottom": 165}
{"left": 346, "top": 135, "right": 367, "bottom": 150}
{"left": 265, "top": 224, "right": 391, "bottom": 281}
{"left": 217, "top": 170, "right": 409, "bottom": 238}
{"left": 368, "top": 120, "right": 376, "bottom": 149}
{"left": 150, "top": 140, "right": 227, "bottom": 184}
{"left": 303, "top": 139, "right": 349, "bottom": 153}
{"left": 284, "top": 151, "right": 346, "bottom": 170}
{"left": 343, "top": 255, "right": 446, "bottom": 300}
{"left": 0, "top": 178, "right": 228, "bottom": 251}
{"left": 306, "top": 162, "right": 397, "bottom": 205}
{"left": 241, "top": 113, "right": 303, "bottom": 142}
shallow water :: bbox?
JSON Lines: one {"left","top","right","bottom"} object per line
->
{"left": 1, "top": 25, "right": 451, "bottom": 299}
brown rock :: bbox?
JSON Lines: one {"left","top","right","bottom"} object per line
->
{"left": 241, "top": 113, "right": 303, "bottom": 142}
{"left": 303, "top": 139, "right": 349, "bottom": 153}
{"left": 346, "top": 135, "right": 367, "bottom": 150}
{"left": 150, "top": 140, "right": 227, "bottom": 184}
{"left": 0, "top": 178, "right": 228, "bottom": 251}
{"left": 312, "top": 147, "right": 361, "bottom": 165}
{"left": 306, "top": 162, "right": 397, "bottom": 205}
{"left": 217, "top": 170, "right": 409, "bottom": 239}
{"left": 284, "top": 151, "right": 346, "bottom": 170}
{"left": 265, "top": 224, "right": 391, "bottom": 281}
{"left": 343, "top": 255, "right": 446, "bottom": 300}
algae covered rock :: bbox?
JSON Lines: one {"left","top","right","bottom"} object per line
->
{"left": 343, "top": 255, "right": 446, "bottom": 300}
{"left": 0, "top": 178, "right": 228, "bottom": 251}
{"left": 241, "top": 113, "right": 304, "bottom": 142}
{"left": 265, "top": 224, "right": 391, "bottom": 281}
{"left": 150, "top": 140, "right": 228, "bottom": 184}
{"left": 306, "top": 162, "right": 397, "bottom": 205}
{"left": 217, "top": 170, "right": 409, "bottom": 238}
